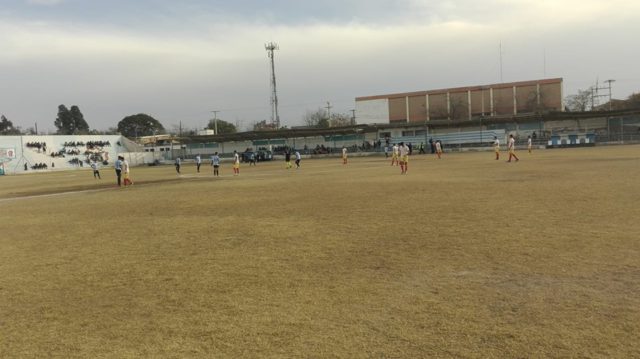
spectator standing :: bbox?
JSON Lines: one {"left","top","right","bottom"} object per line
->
{"left": 114, "top": 156, "right": 123, "bottom": 187}
{"left": 91, "top": 161, "right": 101, "bottom": 179}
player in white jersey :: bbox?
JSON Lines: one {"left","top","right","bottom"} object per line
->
{"left": 195, "top": 154, "right": 202, "bottom": 173}
{"left": 435, "top": 140, "right": 442, "bottom": 159}
{"left": 91, "top": 161, "right": 101, "bottom": 179}
{"left": 342, "top": 146, "right": 348, "bottom": 165}
{"left": 399, "top": 142, "right": 410, "bottom": 174}
{"left": 211, "top": 152, "right": 220, "bottom": 176}
{"left": 233, "top": 150, "right": 240, "bottom": 175}
{"left": 295, "top": 150, "right": 301, "bottom": 168}
{"left": 507, "top": 134, "right": 519, "bottom": 162}
{"left": 527, "top": 135, "right": 532, "bottom": 154}
{"left": 493, "top": 136, "right": 500, "bottom": 160}
{"left": 391, "top": 144, "right": 399, "bottom": 166}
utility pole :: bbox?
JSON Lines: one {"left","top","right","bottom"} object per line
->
{"left": 265, "top": 42, "right": 280, "bottom": 129}
{"left": 604, "top": 79, "right": 615, "bottom": 111}
{"left": 35, "top": 122, "right": 38, "bottom": 135}
{"left": 499, "top": 41, "right": 503, "bottom": 83}
{"left": 211, "top": 110, "right": 219, "bottom": 134}
{"left": 350, "top": 109, "right": 356, "bottom": 125}
{"left": 325, "top": 101, "right": 332, "bottom": 122}
{"left": 590, "top": 78, "right": 615, "bottom": 110}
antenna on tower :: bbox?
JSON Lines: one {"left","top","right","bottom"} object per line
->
{"left": 265, "top": 42, "right": 280, "bottom": 129}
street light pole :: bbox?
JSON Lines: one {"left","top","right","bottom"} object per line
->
{"left": 211, "top": 110, "right": 219, "bottom": 135}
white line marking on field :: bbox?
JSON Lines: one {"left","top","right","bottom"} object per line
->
{"left": 0, "top": 187, "right": 115, "bottom": 203}
{"left": 0, "top": 158, "right": 394, "bottom": 202}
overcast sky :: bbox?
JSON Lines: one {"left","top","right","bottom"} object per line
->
{"left": 1, "top": 0, "right": 639, "bottom": 132}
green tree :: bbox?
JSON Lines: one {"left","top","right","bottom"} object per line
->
{"left": 206, "top": 118, "right": 237, "bottom": 134}
{"left": 54, "top": 104, "right": 90, "bottom": 134}
{"left": 0, "top": 115, "right": 22, "bottom": 135}
{"left": 117, "top": 114, "right": 165, "bottom": 138}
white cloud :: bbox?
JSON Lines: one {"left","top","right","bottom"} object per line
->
{"left": 0, "top": 0, "right": 639, "bottom": 130}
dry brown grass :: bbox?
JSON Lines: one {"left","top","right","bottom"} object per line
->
{"left": 1, "top": 146, "right": 639, "bottom": 358}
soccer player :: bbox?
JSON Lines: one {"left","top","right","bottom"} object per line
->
{"left": 285, "top": 149, "right": 292, "bottom": 169}
{"left": 211, "top": 152, "right": 220, "bottom": 176}
{"left": 342, "top": 146, "right": 348, "bottom": 165}
{"left": 435, "top": 140, "right": 442, "bottom": 159}
{"left": 507, "top": 134, "right": 519, "bottom": 162}
{"left": 114, "top": 156, "right": 123, "bottom": 186}
{"left": 493, "top": 136, "right": 500, "bottom": 160}
{"left": 91, "top": 161, "right": 101, "bottom": 179}
{"left": 233, "top": 150, "right": 240, "bottom": 175}
{"left": 295, "top": 150, "right": 301, "bottom": 168}
{"left": 527, "top": 135, "right": 532, "bottom": 154}
{"left": 122, "top": 158, "right": 133, "bottom": 186}
{"left": 175, "top": 157, "right": 181, "bottom": 174}
{"left": 399, "top": 141, "right": 410, "bottom": 174}
{"left": 391, "top": 143, "right": 399, "bottom": 166}
{"left": 195, "top": 154, "right": 202, "bottom": 172}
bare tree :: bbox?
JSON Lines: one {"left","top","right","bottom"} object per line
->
{"left": 565, "top": 89, "right": 592, "bottom": 112}
{"left": 303, "top": 108, "right": 329, "bottom": 128}
{"left": 330, "top": 113, "right": 353, "bottom": 127}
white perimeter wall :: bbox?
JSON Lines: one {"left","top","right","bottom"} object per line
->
{"left": 355, "top": 99, "right": 389, "bottom": 124}
{"left": 0, "top": 135, "right": 129, "bottom": 175}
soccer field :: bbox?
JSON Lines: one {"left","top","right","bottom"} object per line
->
{"left": 1, "top": 146, "right": 639, "bottom": 358}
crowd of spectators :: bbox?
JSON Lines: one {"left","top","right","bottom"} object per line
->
{"left": 312, "top": 145, "right": 331, "bottom": 154}
{"left": 26, "top": 142, "right": 47, "bottom": 153}
{"left": 30, "top": 163, "right": 48, "bottom": 170}
{"left": 86, "top": 140, "right": 111, "bottom": 149}
{"left": 65, "top": 148, "right": 82, "bottom": 155}
{"left": 50, "top": 150, "right": 66, "bottom": 158}
{"left": 68, "top": 158, "right": 84, "bottom": 167}
{"left": 63, "top": 140, "right": 112, "bottom": 148}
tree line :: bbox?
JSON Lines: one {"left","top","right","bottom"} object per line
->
{"left": 0, "top": 105, "right": 239, "bottom": 137}
{"left": 1, "top": 103, "right": 357, "bottom": 138}
{"left": 565, "top": 91, "right": 640, "bottom": 112}
{"left": 9, "top": 93, "right": 639, "bottom": 138}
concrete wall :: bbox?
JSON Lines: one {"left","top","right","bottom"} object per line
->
{"left": 355, "top": 78, "right": 563, "bottom": 123}
{"left": 354, "top": 98, "right": 389, "bottom": 124}
{"left": 0, "top": 135, "right": 129, "bottom": 175}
